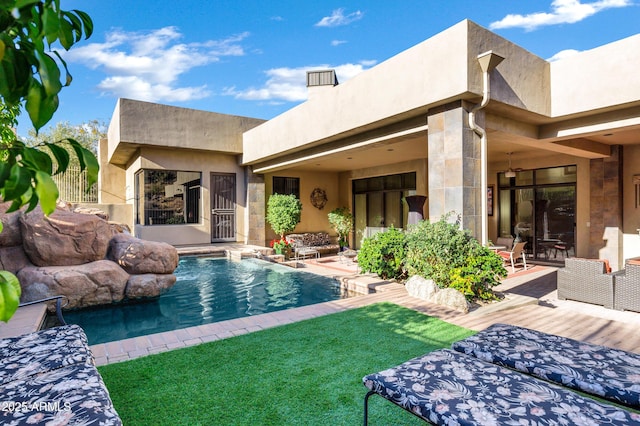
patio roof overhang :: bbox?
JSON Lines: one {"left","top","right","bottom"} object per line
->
{"left": 241, "top": 21, "right": 640, "bottom": 174}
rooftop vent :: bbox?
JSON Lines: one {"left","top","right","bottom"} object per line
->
{"left": 306, "top": 69, "right": 339, "bottom": 87}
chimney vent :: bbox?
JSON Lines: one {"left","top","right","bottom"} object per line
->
{"left": 306, "top": 69, "right": 338, "bottom": 87}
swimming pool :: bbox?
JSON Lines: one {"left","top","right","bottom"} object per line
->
{"left": 65, "top": 257, "right": 353, "bottom": 345}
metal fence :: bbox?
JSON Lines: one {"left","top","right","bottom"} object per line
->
{"left": 52, "top": 166, "right": 98, "bottom": 203}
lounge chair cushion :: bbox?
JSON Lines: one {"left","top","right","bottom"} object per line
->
{"left": 0, "top": 324, "right": 93, "bottom": 386}
{"left": 0, "top": 363, "right": 122, "bottom": 425}
{"left": 363, "top": 348, "right": 638, "bottom": 424}
{"left": 0, "top": 325, "right": 122, "bottom": 425}
{"left": 452, "top": 323, "right": 640, "bottom": 408}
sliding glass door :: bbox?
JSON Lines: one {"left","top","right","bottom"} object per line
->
{"left": 498, "top": 166, "right": 576, "bottom": 262}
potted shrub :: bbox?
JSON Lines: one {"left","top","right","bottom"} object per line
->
{"left": 328, "top": 207, "right": 354, "bottom": 250}
{"left": 266, "top": 193, "right": 302, "bottom": 241}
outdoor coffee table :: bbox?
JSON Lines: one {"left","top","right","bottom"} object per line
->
{"left": 339, "top": 249, "right": 358, "bottom": 264}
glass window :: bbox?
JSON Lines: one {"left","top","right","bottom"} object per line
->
{"left": 536, "top": 166, "right": 577, "bottom": 185}
{"left": 273, "top": 176, "right": 300, "bottom": 198}
{"left": 135, "top": 170, "right": 201, "bottom": 225}
{"left": 353, "top": 172, "right": 416, "bottom": 194}
{"left": 352, "top": 172, "right": 417, "bottom": 248}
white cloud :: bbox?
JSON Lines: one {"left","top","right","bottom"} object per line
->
{"left": 489, "top": 0, "right": 632, "bottom": 31}
{"left": 331, "top": 40, "right": 347, "bottom": 46}
{"left": 547, "top": 49, "right": 582, "bottom": 61}
{"left": 225, "top": 61, "right": 376, "bottom": 103}
{"left": 98, "top": 76, "right": 211, "bottom": 103}
{"left": 315, "top": 8, "right": 364, "bottom": 27}
{"left": 62, "top": 27, "right": 250, "bottom": 102}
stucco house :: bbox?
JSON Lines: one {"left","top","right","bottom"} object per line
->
{"left": 100, "top": 19, "right": 640, "bottom": 270}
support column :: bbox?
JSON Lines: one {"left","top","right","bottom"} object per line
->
{"left": 427, "top": 101, "right": 481, "bottom": 238}
{"left": 589, "top": 145, "right": 623, "bottom": 270}
{"left": 245, "top": 168, "right": 266, "bottom": 246}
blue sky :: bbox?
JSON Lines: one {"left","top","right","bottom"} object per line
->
{"left": 18, "top": 0, "right": 640, "bottom": 137}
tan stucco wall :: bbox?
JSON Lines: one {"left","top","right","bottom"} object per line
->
{"left": 550, "top": 34, "right": 640, "bottom": 117}
{"left": 124, "top": 147, "right": 246, "bottom": 246}
{"left": 263, "top": 159, "right": 427, "bottom": 245}
{"left": 97, "top": 138, "right": 126, "bottom": 204}
{"left": 108, "top": 98, "right": 265, "bottom": 165}
{"left": 243, "top": 20, "right": 550, "bottom": 166}
{"left": 466, "top": 23, "right": 550, "bottom": 116}
{"left": 264, "top": 170, "right": 340, "bottom": 242}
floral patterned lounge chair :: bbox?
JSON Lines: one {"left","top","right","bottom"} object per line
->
{"left": 363, "top": 348, "right": 638, "bottom": 425}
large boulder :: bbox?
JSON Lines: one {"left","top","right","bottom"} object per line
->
{"left": 20, "top": 206, "right": 112, "bottom": 266}
{"left": 405, "top": 275, "right": 439, "bottom": 300}
{"left": 0, "top": 202, "right": 23, "bottom": 247}
{"left": 405, "top": 275, "right": 470, "bottom": 313}
{"left": 0, "top": 246, "right": 32, "bottom": 274}
{"left": 72, "top": 206, "right": 109, "bottom": 221}
{"left": 18, "top": 260, "right": 129, "bottom": 309}
{"left": 126, "top": 274, "right": 177, "bottom": 299}
{"left": 107, "top": 233, "right": 178, "bottom": 274}
{"left": 431, "top": 288, "right": 470, "bottom": 313}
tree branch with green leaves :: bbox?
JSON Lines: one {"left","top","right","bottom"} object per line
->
{"left": 0, "top": 0, "right": 96, "bottom": 322}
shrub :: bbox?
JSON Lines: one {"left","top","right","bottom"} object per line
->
{"left": 266, "top": 194, "right": 302, "bottom": 239}
{"left": 327, "top": 207, "right": 353, "bottom": 248}
{"left": 404, "top": 215, "right": 507, "bottom": 300}
{"left": 357, "top": 227, "right": 406, "bottom": 280}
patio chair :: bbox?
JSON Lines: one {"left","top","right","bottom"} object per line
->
{"left": 614, "top": 259, "right": 640, "bottom": 312}
{"left": 496, "top": 241, "right": 527, "bottom": 273}
{"left": 552, "top": 234, "right": 573, "bottom": 258}
{"left": 495, "top": 236, "right": 514, "bottom": 251}
{"left": 557, "top": 258, "right": 615, "bottom": 309}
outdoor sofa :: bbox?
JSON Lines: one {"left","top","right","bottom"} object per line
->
{"left": 363, "top": 323, "right": 640, "bottom": 425}
{"left": 557, "top": 257, "right": 616, "bottom": 309}
{"left": 0, "top": 324, "right": 122, "bottom": 425}
{"left": 614, "top": 258, "right": 640, "bottom": 313}
{"left": 286, "top": 232, "right": 340, "bottom": 258}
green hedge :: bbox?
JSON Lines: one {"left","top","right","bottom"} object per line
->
{"left": 357, "top": 215, "right": 507, "bottom": 300}
{"left": 357, "top": 227, "right": 406, "bottom": 280}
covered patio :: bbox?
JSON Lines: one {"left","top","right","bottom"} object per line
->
{"left": 242, "top": 19, "right": 640, "bottom": 272}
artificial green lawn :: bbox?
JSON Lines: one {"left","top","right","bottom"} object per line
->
{"left": 99, "top": 302, "right": 475, "bottom": 425}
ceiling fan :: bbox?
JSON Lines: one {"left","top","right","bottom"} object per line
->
{"left": 502, "top": 152, "right": 522, "bottom": 178}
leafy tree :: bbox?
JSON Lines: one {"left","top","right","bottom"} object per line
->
{"left": 266, "top": 194, "right": 302, "bottom": 240}
{"left": 0, "top": 1, "right": 96, "bottom": 322}
{"left": 0, "top": 0, "right": 93, "bottom": 130}
{"left": 0, "top": 102, "right": 20, "bottom": 146}
{"left": 327, "top": 207, "right": 353, "bottom": 248}
{"left": 25, "top": 119, "right": 105, "bottom": 158}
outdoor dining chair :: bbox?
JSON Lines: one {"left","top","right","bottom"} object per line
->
{"left": 496, "top": 241, "right": 527, "bottom": 273}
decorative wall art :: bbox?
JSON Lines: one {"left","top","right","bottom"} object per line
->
{"left": 310, "top": 188, "right": 328, "bottom": 210}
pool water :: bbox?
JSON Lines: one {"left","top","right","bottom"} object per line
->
{"left": 65, "top": 257, "right": 352, "bottom": 345}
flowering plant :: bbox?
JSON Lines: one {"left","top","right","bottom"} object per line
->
{"left": 270, "top": 238, "right": 292, "bottom": 252}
